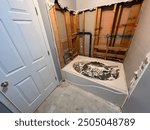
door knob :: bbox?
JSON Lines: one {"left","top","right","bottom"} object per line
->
{"left": 1, "top": 81, "right": 9, "bottom": 88}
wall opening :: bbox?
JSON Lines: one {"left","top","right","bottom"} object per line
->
{"left": 49, "top": 0, "right": 143, "bottom": 67}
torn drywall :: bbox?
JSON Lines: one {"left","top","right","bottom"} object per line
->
{"left": 55, "top": 0, "right": 134, "bottom": 12}
{"left": 76, "top": 0, "right": 133, "bottom": 11}
{"left": 46, "top": 0, "right": 54, "bottom": 9}
{"left": 58, "top": 0, "right": 76, "bottom": 11}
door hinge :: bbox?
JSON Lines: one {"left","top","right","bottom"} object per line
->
{"left": 47, "top": 50, "right": 50, "bottom": 56}
{"left": 55, "top": 76, "right": 57, "bottom": 81}
{"left": 35, "top": 7, "right": 38, "bottom": 16}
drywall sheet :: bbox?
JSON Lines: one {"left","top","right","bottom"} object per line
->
{"left": 58, "top": 0, "right": 76, "bottom": 10}
{"left": 53, "top": 0, "right": 133, "bottom": 12}
{"left": 76, "top": 0, "right": 133, "bottom": 11}
{"left": 124, "top": 0, "right": 150, "bottom": 87}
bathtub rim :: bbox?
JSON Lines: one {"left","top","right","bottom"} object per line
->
{"left": 62, "top": 55, "right": 128, "bottom": 94}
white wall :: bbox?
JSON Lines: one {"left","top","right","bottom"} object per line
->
{"left": 124, "top": 0, "right": 150, "bottom": 87}
{"left": 85, "top": 12, "right": 95, "bottom": 56}
{"left": 49, "top": 0, "right": 54, "bottom": 3}
{"left": 78, "top": 12, "right": 95, "bottom": 56}
{"left": 76, "top": 0, "right": 132, "bottom": 11}
{"left": 58, "top": 0, "right": 76, "bottom": 10}
{"left": 123, "top": 62, "right": 150, "bottom": 113}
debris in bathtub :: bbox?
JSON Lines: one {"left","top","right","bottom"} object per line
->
{"left": 73, "top": 61, "right": 120, "bottom": 81}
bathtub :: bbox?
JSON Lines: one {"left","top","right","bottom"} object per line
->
{"left": 62, "top": 55, "right": 128, "bottom": 107}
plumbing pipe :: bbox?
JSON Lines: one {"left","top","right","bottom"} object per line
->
{"left": 75, "top": 32, "right": 92, "bottom": 57}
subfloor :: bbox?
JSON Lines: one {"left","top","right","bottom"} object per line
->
{"left": 35, "top": 82, "right": 121, "bottom": 113}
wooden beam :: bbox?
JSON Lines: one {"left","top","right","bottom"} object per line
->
{"left": 109, "top": 4, "right": 117, "bottom": 47}
{"left": 64, "top": 11, "right": 73, "bottom": 49}
{"left": 71, "top": 14, "right": 80, "bottom": 54}
{"left": 112, "top": 5, "right": 122, "bottom": 46}
{"left": 49, "top": 6, "right": 64, "bottom": 67}
{"left": 93, "top": 52, "right": 126, "bottom": 59}
{"left": 93, "top": 7, "right": 102, "bottom": 47}
{"left": 75, "top": 14, "right": 80, "bottom": 54}
{"left": 94, "top": 45, "right": 128, "bottom": 51}
{"left": 82, "top": 12, "right": 85, "bottom": 55}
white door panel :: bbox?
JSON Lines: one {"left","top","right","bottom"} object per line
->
{"left": 0, "top": 22, "right": 25, "bottom": 74}
{"left": 0, "top": 0, "right": 58, "bottom": 112}
{"left": 7, "top": 0, "right": 28, "bottom": 11}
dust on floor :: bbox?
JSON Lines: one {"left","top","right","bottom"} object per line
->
{"left": 35, "top": 82, "right": 121, "bottom": 113}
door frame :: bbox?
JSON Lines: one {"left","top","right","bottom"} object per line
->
{"left": 0, "top": 0, "right": 59, "bottom": 113}
{"left": 33, "top": 0, "right": 59, "bottom": 84}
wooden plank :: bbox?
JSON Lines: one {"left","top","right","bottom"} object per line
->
{"left": 93, "top": 8, "right": 102, "bottom": 52}
{"left": 49, "top": 6, "right": 64, "bottom": 67}
{"left": 112, "top": 5, "right": 122, "bottom": 46}
{"left": 120, "top": 3, "right": 142, "bottom": 47}
{"left": 113, "top": 5, "right": 121, "bottom": 36}
{"left": 93, "top": 7, "right": 99, "bottom": 46}
{"left": 94, "top": 45, "right": 128, "bottom": 51}
{"left": 82, "top": 12, "right": 85, "bottom": 55}
{"left": 71, "top": 14, "right": 78, "bottom": 54}
{"left": 93, "top": 52, "right": 126, "bottom": 59}
{"left": 109, "top": 4, "right": 117, "bottom": 46}
{"left": 75, "top": 14, "right": 80, "bottom": 54}
{"left": 64, "top": 11, "right": 73, "bottom": 49}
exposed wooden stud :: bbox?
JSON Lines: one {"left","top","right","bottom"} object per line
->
{"left": 114, "top": 5, "right": 123, "bottom": 32}
{"left": 112, "top": 5, "right": 123, "bottom": 46}
{"left": 93, "top": 7, "right": 102, "bottom": 55}
{"left": 94, "top": 45, "right": 128, "bottom": 51}
{"left": 105, "top": 36, "right": 109, "bottom": 60}
{"left": 64, "top": 11, "right": 73, "bottom": 49}
{"left": 93, "top": 52, "right": 126, "bottom": 59}
{"left": 70, "top": 14, "right": 76, "bottom": 53}
{"left": 82, "top": 11, "right": 85, "bottom": 55}
{"left": 72, "top": 15, "right": 76, "bottom": 53}
{"left": 93, "top": 2, "right": 142, "bottom": 61}
{"left": 49, "top": 6, "right": 64, "bottom": 67}
{"left": 109, "top": 4, "right": 117, "bottom": 46}
{"left": 74, "top": 14, "right": 80, "bottom": 54}
{"left": 50, "top": 1, "right": 143, "bottom": 63}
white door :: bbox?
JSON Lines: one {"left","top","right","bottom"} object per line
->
{"left": 0, "top": 0, "right": 58, "bottom": 112}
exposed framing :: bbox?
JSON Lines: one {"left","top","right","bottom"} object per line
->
{"left": 64, "top": 11, "right": 73, "bottom": 50}
{"left": 49, "top": 0, "right": 143, "bottom": 66}
{"left": 93, "top": 0, "right": 143, "bottom": 62}
{"left": 49, "top": 6, "right": 65, "bottom": 67}
{"left": 93, "top": 7, "right": 102, "bottom": 56}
